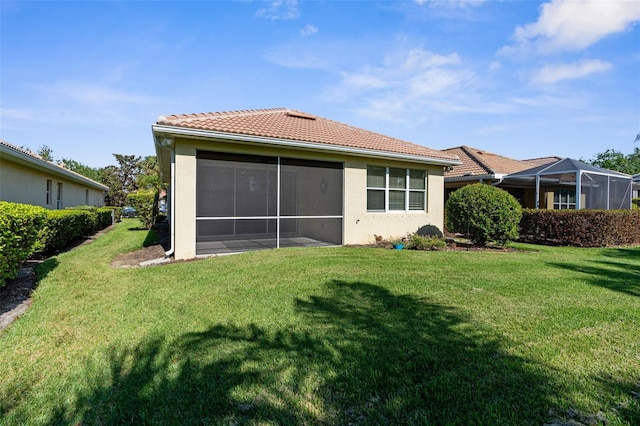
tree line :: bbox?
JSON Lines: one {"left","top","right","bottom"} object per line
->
{"left": 28, "top": 145, "right": 162, "bottom": 207}
{"left": 586, "top": 147, "right": 640, "bottom": 176}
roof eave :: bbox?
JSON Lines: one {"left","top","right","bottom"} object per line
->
{"left": 445, "top": 174, "right": 501, "bottom": 183}
{"left": 0, "top": 144, "right": 109, "bottom": 191}
{"left": 152, "top": 124, "right": 461, "bottom": 167}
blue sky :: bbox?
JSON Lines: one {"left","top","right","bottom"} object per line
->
{"left": 1, "top": 0, "right": 639, "bottom": 168}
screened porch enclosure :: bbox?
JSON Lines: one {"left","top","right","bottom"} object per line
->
{"left": 503, "top": 158, "right": 633, "bottom": 210}
{"left": 196, "top": 151, "right": 343, "bottom": 254}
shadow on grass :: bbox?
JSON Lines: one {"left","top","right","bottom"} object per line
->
{"left": 547, "top": 246, "right": 640, "bottom": 298}
{"left": 34, "top": 258, "right": 59, "bottom": 281}
{"left": 0, "top": 258, "right": 60, "bottom": 324}
{"left": 46, "top": 281, "right": 568, "bottom": 424}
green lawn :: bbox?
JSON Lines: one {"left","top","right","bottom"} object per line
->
{"left": 1, "top": 219, "right": 639, "bottom": 425}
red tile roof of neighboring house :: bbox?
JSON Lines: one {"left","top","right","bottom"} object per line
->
{"left": 0, "top": 139, "right": 108, "bottom": 190}
{"left": 442, "top": 146, "right": 560, "bottom": 178}
{"left": 0, "top": 139, "right": 48, "bottom": 162}
{"left": 522, "top": 156, "right": 564, "bottom": 167}
{"left": 155, "top": 108, "right": 459, "bottom": 163}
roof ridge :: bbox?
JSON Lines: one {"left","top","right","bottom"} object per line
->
{"left": 158, "top": 108, "right": 289, "bottom": 124}
{"left": 459, "top": 145, "right": 494, "bottom": 174}
{"left": 523, "top": 155, "right": 562, "bottom": 161}
{"left": 0, "top": 139, "right": 47, "bottom": 162}
{"left": 0, "top": 139, "right": 108, "bottom": 188}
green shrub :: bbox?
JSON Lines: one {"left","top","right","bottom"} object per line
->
{"left": 127, "top": 190, "right": 157, "bottom": 230}
{"left": 520, "top": 209, "right": 640, "bottom": 247}
{"left": 633, "top": 198, "right": 639, "bottom": 209}
{"left": 38, "top": 207, "right": 114, "bottom": 254}
{"left": 69, "top": 206, "right": 114, "bottom": 230}
{"left": 446, "top": 183, "right": 522, "bottom": 246}
{"left": 108, "top": 206, "right": 123, "bottom": 222}
{"left": 0, "top": 202, "right": 47, "bottom": 286}
{"left": 39, "top": 210, "right": 92, "bottom": 253}
{"left": 406, "top": 233, "right": 447, "bottom": 250}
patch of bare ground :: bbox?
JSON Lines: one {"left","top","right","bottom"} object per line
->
{"left": 111, "top": 243, "right": 168, "bottom": 268}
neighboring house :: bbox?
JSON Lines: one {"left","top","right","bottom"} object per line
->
{"left": 0, "top": 140, "right": 108, "bottom": 208}
{"left": 522, "top": 156, "right": 564, "bottom": 167}
{"left": 504, "top": 158, "right": 633, "bottom": 210}
{"left": 442, "top": 145, "right": 557, "bottom": 207}
{"left": 443, "top": 145, "right": 632, "bottom": 210}
{"left": 152, "top": 108, "right": 461, "bottom": 259}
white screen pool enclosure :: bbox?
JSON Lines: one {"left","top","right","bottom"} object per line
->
{"left": 196, "top": 151, "right": 343, "bottom": 254}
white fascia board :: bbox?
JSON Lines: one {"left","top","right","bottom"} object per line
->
{"left": 0, "top": 145, "right": 108, "bottom": 191}
{"left": 152, "top": 125, "right": 462, "bottom": 167}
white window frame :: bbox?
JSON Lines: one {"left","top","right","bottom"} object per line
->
{"left": 553, "top": 189, "right": 576, "bottom": 210}
{"left": 56, "top": 182, "right": 63, "bottom": 209}
{"left": 366, "top": 166, "right": 427, "bottom": 213}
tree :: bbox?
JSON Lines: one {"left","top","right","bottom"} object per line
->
{"left": 136, "top": 156, "right": 163, "bottom": 191}
{"left": 60, "top": 158, "right": 103, "bottom": 182}
{"left": 588, "top": 148, "right": 640, "bottom": 176}
{"left": 102, "top": 154, "right": 142, "bottom": 206}
{"left": 37, "top": 145, "right": 54, "bottom": 161}
{"left": 446, "top": 183, "right": 522, "bottom": 246}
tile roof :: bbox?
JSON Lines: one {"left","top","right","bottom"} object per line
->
{"left": 0, "top": 139, "right": 108, "bottom": 190}
{"left": 442, "top": 146, "right": 545, "bottom": 178}
{"left": 522, "top": 156, "right": 564, "bottom": 167}
{"left": 0, "top": 139, "right": 49, "bottom": 162}
{"left": 156, "top": 108, "right": 459, "bottom": 163}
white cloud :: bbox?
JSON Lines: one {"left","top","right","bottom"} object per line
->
{"left": 329, "top": 47, "right": 476, "bottom": 119}
{"left": 513, "top": 0, "right": 640, "bottom": 53}
{"left": 414, "top": 0, "right": 486, "bottom": 8}
{"left": 392, "top": 48, "right": 461, "bottom": 70}
{"left": 300, "top": 24, "right": 318, "bottom": 37}
{"left": 532, "top": 59, "right": 613, "bottom": 84}
{"left": 32, "top": 81, "right": 159, "bottom": 106}
{"left": 256, "top": 0, "right": 299, "bottom": 21}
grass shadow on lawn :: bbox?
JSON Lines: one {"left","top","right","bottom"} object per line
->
{"left": 47, "top": 281, "right": 561, "bottom": 425}
{"left": 547, "top": 246, "right": 640, "bottom": 298}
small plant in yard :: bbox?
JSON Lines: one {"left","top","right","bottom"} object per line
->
{"left": 446, "top": 183, "right": 522, "bottom": 246}
{"left": 406, "top": 233, "right": 447, "bottom": 250}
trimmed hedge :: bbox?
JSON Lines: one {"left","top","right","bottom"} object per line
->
{"left": 0, "top": 203, "right": 114, "bottom": 286}
{"left": 108, "top": 206, "right": 123, "bottom": 222}
{"left": 519, "top": 209, "right": 640, "bottom": 247}
{"left": 0, "top": 202, "right": 48, "bottom": 286}
{"left": 38, "top": 207, "right": 114, "bottom": 254}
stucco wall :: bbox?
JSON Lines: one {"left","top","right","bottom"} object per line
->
{"left": 0, "top": 158, "right": 105, "bottom": 208}
{"left": 343, "top": 160, "right": 445, "bottom": 244}
{"left": 171, "top": 137, "right": 447, "bottom": 260}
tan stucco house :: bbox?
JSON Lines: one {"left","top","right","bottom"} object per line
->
{"left": 0, "top": 140, "right": 108, "bottom": 208}
{"left": 443, "top": 145, "right": 633, "bottom": 210}
{"left": 152, "top": 108, "right": 461, "bottom": 260}
{"left": 442, "top": 145, "right": 560, "bottom": 207}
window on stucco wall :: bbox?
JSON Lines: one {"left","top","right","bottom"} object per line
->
{"left": 367, "top": 166, "right": 427, "bottom": 212}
